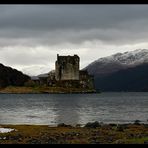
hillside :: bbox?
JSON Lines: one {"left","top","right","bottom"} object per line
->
{"left": 95, "top": 63, "right": 148, "bottom": 91}
{"left": 0, "top": 63, "right": 30, "bottom": 88}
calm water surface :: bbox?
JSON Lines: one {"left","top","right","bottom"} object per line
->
{"left": 0, "top": 92, "right": 148, "bottom": 125}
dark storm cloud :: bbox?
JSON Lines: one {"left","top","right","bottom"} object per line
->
{"left": 0, "top": 5, "right": 147, "bottom": 30}
{"left": 0, "top": 5, "right": 148, "bottom": 45}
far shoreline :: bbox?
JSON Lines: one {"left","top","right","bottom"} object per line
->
{"left": 0, "top": 86, "right": 97, "bottom": 94}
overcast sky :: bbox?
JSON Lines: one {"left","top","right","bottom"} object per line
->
{"left": 1, "top": 5, "right": 148, "bottom": 76}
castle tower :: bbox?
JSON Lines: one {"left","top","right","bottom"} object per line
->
{"left": 55, "top": 54, "right": 80, "bottom": 81}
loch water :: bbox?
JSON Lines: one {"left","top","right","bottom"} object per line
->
{"left": 0, "top": 92, "right": 148, "bottom": 125}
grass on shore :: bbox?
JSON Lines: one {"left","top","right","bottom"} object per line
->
{"left": 0, "top": 123, "right": 148, "bottom": 144}
{"left": 0, "top": 86, "right": 96, "bottom": 94}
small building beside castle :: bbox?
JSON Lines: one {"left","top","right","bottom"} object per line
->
{"left": 32, "top": 54, "right": 95, "bottom": 92}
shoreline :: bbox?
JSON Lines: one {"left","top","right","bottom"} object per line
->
{"left": 0, "top": 122, "right": 148, "bottom": 144}
{"left": 0, "top": 91, "right": 98, "bottom": 94}
{"left": 0, "top": 86, "right": 97, "bottom": 94}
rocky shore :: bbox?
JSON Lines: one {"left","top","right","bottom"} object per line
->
{"left": 0, "top": 122, "right": 148, "bottom": 144}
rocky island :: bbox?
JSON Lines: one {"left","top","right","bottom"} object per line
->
{"left": 0, "top": 54, "right": 96, "bottom": 94}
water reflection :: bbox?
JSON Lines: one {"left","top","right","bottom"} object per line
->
{"left": 50, "top": 94, "right": 81, "bottom": 125}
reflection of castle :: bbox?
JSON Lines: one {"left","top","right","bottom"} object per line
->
{"left": 33, "top": 54, "right": 95, "bottom": 90}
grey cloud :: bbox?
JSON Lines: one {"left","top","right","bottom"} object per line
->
{"left": 0, "top": 5, "right": 148, "bottom": 30}
{"left": 0, "top": 26, "right": 148, "bottom": 48}
{"left": 0, "top": 5, "right": 148, "bottom": 46}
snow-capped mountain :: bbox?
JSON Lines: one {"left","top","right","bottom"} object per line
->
{"left": 85, "top": 49, "right": 148, "bottom": 77}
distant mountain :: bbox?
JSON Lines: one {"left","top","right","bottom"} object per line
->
{"left": 85, "top": 49, "right": 148, "bottom": 77}
{"left": 37, "top": 73, "right": 49, "bottom": 78}
{"left": 31, "top": 73, "right": 49, "bottom": 80}
{"left": 31, "top": 70, "right": 55, "bottom": 80}
{"left": 84, "top": 49, "right": 148, "bottom": 91}
{"left": 0, "top": 63, "right": 30, "bottom": 88}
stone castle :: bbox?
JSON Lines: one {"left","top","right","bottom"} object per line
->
{"left": 32, "top": 54, "right": 95, "bottom": 90}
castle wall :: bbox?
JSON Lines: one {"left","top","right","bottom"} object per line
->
{"left": 79, "top": 70, "right": 94, "bottom": 89}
